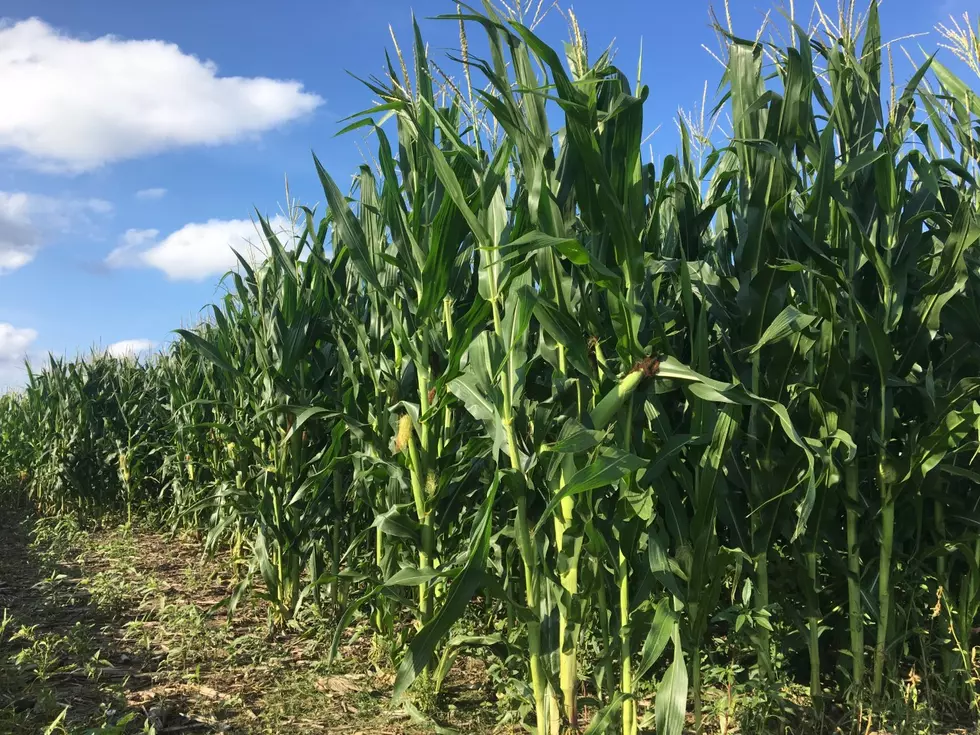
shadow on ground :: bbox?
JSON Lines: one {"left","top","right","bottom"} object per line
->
{"left": 0, "top": 507, "right": 503, "bottom": 734}
{"left": 0, "top": 508, "right": 210, "bottom": 733}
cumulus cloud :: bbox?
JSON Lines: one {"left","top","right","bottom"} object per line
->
{"left": 0, "top": 322, "right": 36, "bottom": 369}
{"left": 0, "top": 193, "right": 38, "bottom": 273}
{"left": 0, "top": 191, "right": 112, "bottom": 274}
{"left": 107, "top": 338, "right": 155, "bottom": 358}
{"left": 0, "top": 324, "right": 38, "bottom": 391}
{"left": 105, "top": 228, "right": 159, "bottom": 269}
{"left": 106, "top": 216, "right": 293, "bottom": 280}
{"left": 0, "top": 18, "right": 323, "bottom": 171}
{"left": 136, "top": 187, "right": 167, "bottom": 200}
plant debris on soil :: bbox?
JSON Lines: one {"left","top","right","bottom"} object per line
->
{"left": 3, "top": 510, "right": 976, "bottom": 735}
{"left": 0, "top": 511, "right": 502, "bottom": 734}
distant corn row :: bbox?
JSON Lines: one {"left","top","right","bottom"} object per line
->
{"left": 3, "top": 3, "right": 980, "bottom": 732}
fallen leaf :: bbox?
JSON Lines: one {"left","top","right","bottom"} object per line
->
{"left": 315, "top": 675, "right": 361, "bottom": 695}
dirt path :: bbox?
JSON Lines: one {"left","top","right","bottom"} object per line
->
{"left": 0, "top": 512, "right": 497, "bottom": 734}
{"left": 0, "top": 511, "right": 158, "bottom": 732}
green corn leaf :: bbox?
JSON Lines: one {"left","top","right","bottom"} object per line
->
{"left": 635, "top": 597, "right": 677, "bottom": 680}
{"left": 385, "top": 566, "right": 449, "bottom": 587}
{"left": 750, "top": 305, "right": 818, "bottom": 354}
{"left": 582, "top": 691, "right": 631, "bottom": 735}
{"left": 654, "top": 634, "right": 688, "bottom": 735}
{"left": 535, "top": 448, "right": 646, "bottom": 532}
{"left": 174, "top": 329, "right": 238, "bottom": 375}
{"left": 393, "top": 473, "right": 499, "bottom": 699}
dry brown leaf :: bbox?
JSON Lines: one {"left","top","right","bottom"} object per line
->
{"left": 314, "top": 675, "right": 361, "bottom": 695}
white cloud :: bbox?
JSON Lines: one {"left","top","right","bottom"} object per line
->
{"left": 135, "top": 187, "right": 167, "bottom": 200}
{"left": 0, "top": 191, "right": 112, "bottom": 274}
{"left": 0, "top": 323, "right": 36, "bottom": 361}
{"left": 0, "top": 362, "right": 27, "bottom": 392}
{"left": 106, "top": 216, "right": 292, "bottom": 280}
{"left": 107, "top": 338, "right": 155, "bottom": 358}
{"left": 0, "top": 324, "right": 37, "bottom": 391}
{"left": 0, "top": 323, "right": 36, "bottom": 363}
{"left": 0, "top": 193, "right": 38, "bottom": 273}
{"left": 0, "top": 18, "right": 323, "bottom": 171}
{"left": 86, "top": 198, "right": 114, "bottom": 214}
{"left": 105, "top": 228, "right": 159, "bottom": 269}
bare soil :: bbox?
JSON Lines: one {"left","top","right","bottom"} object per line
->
{"left": 0, "top": 511, "right": 502, "bottom": 733}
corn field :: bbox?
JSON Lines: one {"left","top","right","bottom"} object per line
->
{"left": 3, "top": 2, "right": 980, "bottom": 732}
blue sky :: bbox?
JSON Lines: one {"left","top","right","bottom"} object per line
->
{"left": 0, "top": 0, "right": 974, "bottom": 388}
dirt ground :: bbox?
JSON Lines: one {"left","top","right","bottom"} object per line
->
{"left": 0, "top": 511, "right": 501, "bottom": 734}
